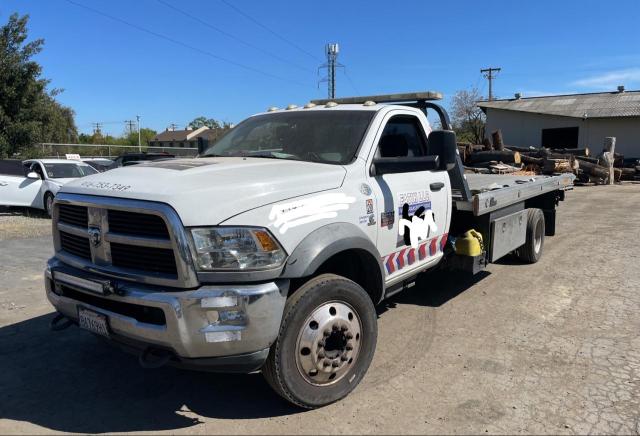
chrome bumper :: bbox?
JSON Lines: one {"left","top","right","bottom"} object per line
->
{"left": 45, "top": 258, "right": 288, "bottom": 362}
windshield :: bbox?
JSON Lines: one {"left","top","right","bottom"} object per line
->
{"left": 201, "top": 111, "right": 375, "bottom": 164}
{"left": 43, "top": 163, "right": 98, "bottom": 179}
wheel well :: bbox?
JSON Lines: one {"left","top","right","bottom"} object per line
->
{"left": 290, "top": 249, "right": 384, "bottom": 305}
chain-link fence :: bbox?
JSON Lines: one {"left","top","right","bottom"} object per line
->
{"left": 36, "top": 143, "right": 198, "bottom": 158}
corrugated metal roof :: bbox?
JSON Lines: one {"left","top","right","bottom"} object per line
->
{"left": 477, "top": 90, "right": 640, "bottom": 118}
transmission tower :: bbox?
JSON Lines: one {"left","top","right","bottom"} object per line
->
{"left": 318, "top": 43, "right": 343, "bottom": 99}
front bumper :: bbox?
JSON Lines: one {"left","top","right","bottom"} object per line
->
{"left": 45, "top": 258, "right": 288, "bottom": 372}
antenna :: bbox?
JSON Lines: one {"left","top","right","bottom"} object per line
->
{"left": 318, "top": 43, "right": 343, "bottom": 99}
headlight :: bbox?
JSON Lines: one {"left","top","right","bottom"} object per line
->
{"left": 189, "top": 227, "right": 286, "bottom": 271}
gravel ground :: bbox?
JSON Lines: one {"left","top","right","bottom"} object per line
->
{"left": 0, "top": 184, "right": 639, "bottom": 434}
{"left": 0, "top": 207, "right": 52, "bottom": 241}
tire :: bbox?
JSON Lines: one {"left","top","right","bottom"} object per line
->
{"left": 44, "top": 192, "right": 54, "bottom": 218}
{"left": 262, "top": 274, "right": 377, "bottom": 409}
{"left": 515, "top": 208, "right": 545, "bottom": 263}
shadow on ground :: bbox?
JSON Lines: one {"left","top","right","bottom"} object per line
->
{"left": 0, "top": 205, "right": 49, "bottom": 219}
{"left": 0, "top": 269, "right": 488, "bottom": 433}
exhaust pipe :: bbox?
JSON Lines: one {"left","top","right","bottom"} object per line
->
{"left": 50, "top": 313, "right": 74, "bottom": 331}
{"left": 138, "top": 347, "right": 173, "bottom": 369}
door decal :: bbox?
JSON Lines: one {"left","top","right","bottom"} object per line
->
{"left": 383, "top": 233, "right": 448, "bottom": 275}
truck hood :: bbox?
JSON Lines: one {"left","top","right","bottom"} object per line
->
{"left": 60, "top": 157, "right": 347, "bottom": 225}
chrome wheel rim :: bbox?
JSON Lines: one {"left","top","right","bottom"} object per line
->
{"left": 46, "top": 195, "right": 53, "bottom": 215}
{"left": 295, "top": 300, "right": 362, "bottom": 386}
{"left": 534, "top": 219, "right": 543, "bottom": 253}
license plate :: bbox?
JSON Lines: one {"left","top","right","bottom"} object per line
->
{"left": 78, "top": 307, "right": 110, "bottom": 338}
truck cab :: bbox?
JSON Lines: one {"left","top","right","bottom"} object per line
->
{"left": 44, "top": 92, "right": 572, "bottom": 408}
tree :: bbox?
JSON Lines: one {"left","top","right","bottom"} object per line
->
{"left": 0, "top": 13, "right": 78, "bottom": 157}
{"left": 449, "top": 88, "right": 486, "bottom": 144}
{"left": 188, "top": 116, "right": 232, "bottom": 130}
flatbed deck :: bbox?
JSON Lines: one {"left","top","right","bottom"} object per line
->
{"left": 454, "top": 173, "right": 575, "bottom": 216}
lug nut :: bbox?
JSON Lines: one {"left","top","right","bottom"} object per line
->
{"left": 341, "top": 355, "right": 348, "bottom": 361}
{"left": 318, "top": 340, "right": 325, "bottom": 348}
{"left": 346, "top": 344, "right": 353, "bottom": 351}
{"left": 323, "top": 359, "right": 331, "bottom": 367}
{"left": 340, "top": 325, "right": 348, "bottom": 331}
{"left": 317, "top": 351, "right": 325, "bottom": 358}
{"left": 332, "top": 325, "right": 339, "bottom": 332}
{"left": 332, "top": 361, "right": 340, "bottom": 368}
{"left": 345, "top": 332, "right": 354, "bottom": 340}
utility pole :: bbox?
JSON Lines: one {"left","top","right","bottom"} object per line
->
{"left": 124, "top": 119, "right": 136, "bottom": 135}
{"left": 91, "top": 122, "right": 103, "bottom": 136}
{"left": 136, "top": 115, "right": 141, "bottom": 151}
{"left": 480, "top": 67, "right": 501, "bottom": 101}
{"left": 319, "top": 43, "right": 343, "bottom": 99}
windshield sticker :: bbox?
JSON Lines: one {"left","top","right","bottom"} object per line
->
{"left": 269, "top": 193, "right": 356, "bottom": 234}
{"left": 80, "top": 181, "right": 131, "bottom": 191}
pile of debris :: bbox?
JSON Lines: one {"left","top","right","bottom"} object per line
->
{"left": 458, "top": 130, "right": 640, "bottom": 184}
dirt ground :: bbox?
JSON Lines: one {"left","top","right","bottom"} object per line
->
{"left": 1, "top": 184, "right": 639, "bottom": 435}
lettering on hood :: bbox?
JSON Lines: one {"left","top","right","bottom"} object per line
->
{"left": 80, "top": 181, "right": 131, "bottom": 191}
{"left": 269, "top": 193, "right": 356, "bottom": 234}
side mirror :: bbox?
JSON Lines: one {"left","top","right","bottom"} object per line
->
{"left": 428, "top": 130, "right": 458, "bottom": 171}
{"left": 371, "top": 156, "right": 440, "bottom": 176}
{"left": 27, "top": 172, "right": 40, "bottom": 180}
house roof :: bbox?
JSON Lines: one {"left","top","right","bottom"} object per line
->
{"left": 477, "top": 90, "right": 640, "bottom": 118}
{"left": 152, "top": 126, "right": 208, "bottom": 142}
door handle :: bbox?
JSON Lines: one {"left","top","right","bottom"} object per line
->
{"left": 0, "top": 181, "right": 7, "bottom": 186}
{"left": 430, "top": 182, "right": 445, "bottom": 191}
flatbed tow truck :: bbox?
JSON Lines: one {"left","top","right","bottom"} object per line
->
{"left": 45, "top": 92, "right": 574, "bottom": 408}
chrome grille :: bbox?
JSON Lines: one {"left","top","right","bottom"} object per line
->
{"left": 53, "top": 193, "right": 198, "bottom": 288}
{"left": 58, "top": 204, "right": 89, "bottom": 228}
{"left": 107, "top": 209, "right": 170, "bottom": 239}
{"left": 59, "top": 231, "right": 91, "bottom": 260}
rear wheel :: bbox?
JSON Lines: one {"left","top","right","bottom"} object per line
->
{"left": 44, "top": 192, "right": 54, "bottom": 218}
{"left": 262, "top": 274, "right": 377, "bottom": 409}
{"left": 515, "top": 208, "right": 545, "bottom": 263}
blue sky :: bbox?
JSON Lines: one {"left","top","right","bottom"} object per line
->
{"left": 3, "top": 0, "right": 640, "bottom": 135}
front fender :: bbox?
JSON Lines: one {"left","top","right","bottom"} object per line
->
{"left": 281, "top": 222, "right": 384, "bottom": 291}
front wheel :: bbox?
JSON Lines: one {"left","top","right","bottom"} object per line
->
{"left": 44, "top": 192, "right": 55, "bottom": 218}
{"left": 262, "top": 274, "right": 377, "bottom": 409}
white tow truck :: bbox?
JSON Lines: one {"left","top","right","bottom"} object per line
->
{"left": 45, "top": 92, "right": 574, "bottom": 408}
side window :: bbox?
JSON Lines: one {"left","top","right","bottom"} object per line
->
{"left": 377, "top": 116, "right": 428, "bottom": 158}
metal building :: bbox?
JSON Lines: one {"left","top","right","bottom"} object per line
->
{"left": 477, "top": 87, "right": 640, "bottom": 157}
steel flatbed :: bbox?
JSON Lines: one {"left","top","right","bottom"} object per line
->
{"left": 454, "top": 173, "right": 575, "bottom": 216}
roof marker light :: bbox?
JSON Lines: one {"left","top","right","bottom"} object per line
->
{"left": 325, "top": 101, "right": 338, "bottom": 108}
{"left": 304, "top": 102, "right": 316, "bottom": 109}
{"left": 286, "top": 104, "right": 298, "bottom": 110}
{"left": 363, "top": 100, "right": 376, "bottom": 106}
{"left": 267, "top": 107, "right": 279, "bottom": 112}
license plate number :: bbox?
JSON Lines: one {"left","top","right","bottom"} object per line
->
{"left": 78, "top": 307, "right": 110, "bottom": 338}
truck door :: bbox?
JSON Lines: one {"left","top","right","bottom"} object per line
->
{"left": 368, "top": 112, "right": 450, "bottom": 283}
{"left": 0, "top": 162, "right": 42, "bottom": 207}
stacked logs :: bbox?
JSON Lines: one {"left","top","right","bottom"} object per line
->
{"left": 458, "top": 129, "right": 640, "bottom": 183}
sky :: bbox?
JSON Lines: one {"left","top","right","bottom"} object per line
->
{"left": 2, "top": 0, "right": 640, "bottom": 136}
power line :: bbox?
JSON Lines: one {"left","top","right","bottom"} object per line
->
{"left": 220, "top": 0, "right": 321, "bottom": 62}
{"left": 154, "top": 0, "right": 314, "bottom": 73}
{"left": 481, "top": 67, "right": 501, "bottom": 101}
{"left": 343, "top": 68, "right": 359, "bottom": 95}
{"left": 64, "top": 0, "right": 308, "bottom": 87}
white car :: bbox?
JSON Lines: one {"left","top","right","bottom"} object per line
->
{"left": 0, "top": 159, "right": 98, "bottom": 216}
